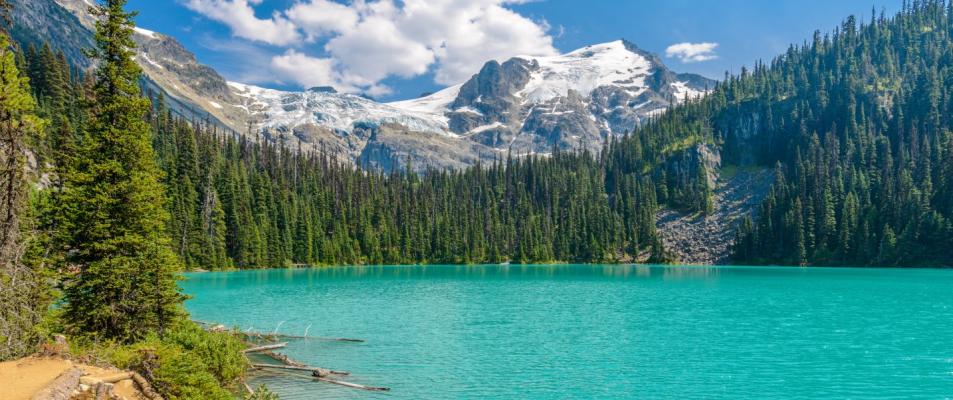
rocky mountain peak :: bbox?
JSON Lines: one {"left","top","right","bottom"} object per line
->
{"left": 391, "top": 40, "right": 716, "bottom": 158}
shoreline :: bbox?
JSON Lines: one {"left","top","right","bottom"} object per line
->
{"left": 184, "top": 262, "right": 953, "bottom": 274}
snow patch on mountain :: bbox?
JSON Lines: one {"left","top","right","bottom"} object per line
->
{"left": 671, "top": 81, "right": 705, "bottom": 103}
{"left": 139, "top": 53, "right": 162, "bottom": 70}
{"left": 388, "top": 84, "right": 461, "bottom": 115}
{"left": 133, "top": 26, "right": 157, "bottom": 39}
{"left": 516, "top": 40, "right": 652, "bottom": 103}
{"left": 228, "top": 82, "right": 455, "bottom": 137}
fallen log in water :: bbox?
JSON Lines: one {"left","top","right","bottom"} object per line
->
{"left": 258, "top": 350, "right": 305, "bottom": 367}
{"left": 315, "top": 376, "right": 390, "bottom": 392}
{"left": 251, "top": 363, "right": 349, "bottom": 377}
{"left": 253, "top": 365, "right": 390, "bottom": 392}
{"left": 243, "top": 342, "right": 287, "bottom": 353}
{"left": 243, "top": 331, "right": 365, "bottom": 342}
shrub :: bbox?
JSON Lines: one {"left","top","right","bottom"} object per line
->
{"left": 68, "top": 320, "right": 250, "bottom": 400}
{"left": 244, "top": 385, "right": 280, "bottom": 400}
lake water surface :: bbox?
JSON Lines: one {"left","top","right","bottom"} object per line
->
{"left": 181, "top": 265, "right": 953, "bottom": 399}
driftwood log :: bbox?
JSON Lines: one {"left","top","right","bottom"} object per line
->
{"left": 252, "top": 364, "right": 390, "bottom": 392}
{"left": 251, "top": 363, "right": 348, "bottom": 377}
{"left": 195, "top": 319, "right": 385, "bottom": 392}
{"left": 315, "top": 376, "right": 390, "bottom": 392}
{"left": 243, "top": 331, "right": 364, "bottom": 342}
{"left": 79, "top": 372, "right": 134, "bottom": 385}
{"left": 259, "top": 350, "right": 305, "bottom": 367}
{"left": 243, "top": 342, "right": 287, "bottom": 353}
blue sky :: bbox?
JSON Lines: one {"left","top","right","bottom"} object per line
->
{"left": 128, "top": 0, "right": 903, "bottom": 102}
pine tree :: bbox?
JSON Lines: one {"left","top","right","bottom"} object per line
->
{"left": 56, "top": 0, "right": 183, "bottom": 341}
{"left": 0, "top": 2, "right": 47, "bottom": 359}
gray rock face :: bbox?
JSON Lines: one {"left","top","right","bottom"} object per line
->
{"left": 9, "top": 0, "right": 94, "bottom": 69}
{"left": 37, "top": 0, "right": 247, "bottom": 133}
{"left": 136, "top": 35, "right": 235, "bottom": 102}
{"left": 358, "top": 124, "right": 497, "bottom": 172}
{"left": 664, "top": 144, "right": 722, "bottom": 188}
{"left": 519, "top": 91, "right": 602, "bottom": 152}
{"left": 656, "top": 167, "right": 775, "bottom": 265}
{"left": 448, "top": 58, "right": 536, "bottom": 133}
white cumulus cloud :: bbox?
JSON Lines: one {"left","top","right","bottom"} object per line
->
{"left": 183, "top": 0, "right": 301, "bottom": 46}
{"left": 286, "top": 0, "right": 359, "bottom": 40}
{"left": 665, "top": 42, "right": 719, "bottom": 63}
{"left": 184, "top": 0, "right": 557, "bottom": 95}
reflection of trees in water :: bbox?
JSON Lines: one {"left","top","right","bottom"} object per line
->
{"left": 185, "top": 264, "right": 728, "bottom": 286}
{"left": 662, "top": 265, "right": 718, "bottom": 280}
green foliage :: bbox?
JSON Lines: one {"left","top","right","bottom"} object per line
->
{"left": 160, "top": 321, "right": 247, "bottom": 385}
{"left": 71, "top": 321, "right": 248, "bottom": 400}
{"left": 49, "top": 0, "right": 184, "bottom": 341}
{"left": 244, "top": 385, "right": 280, "bottom": 400}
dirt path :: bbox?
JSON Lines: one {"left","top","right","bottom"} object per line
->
{"left": 656, "top": 167, "right": 774, "bottom": 264}
{"left": 0, "top": 357, "right": 73, "bottom": 400}
{"left": 0, "top": 356, "right": 146, "bottom": 400}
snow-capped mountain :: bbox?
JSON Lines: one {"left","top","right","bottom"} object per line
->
{"left": 389, "top": 40, "right": 713, "bottom": 157}
{"left": 36, "top": 0, "right": 715, "bottom": 171}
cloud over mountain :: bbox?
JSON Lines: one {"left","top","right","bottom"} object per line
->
{"left": 184, "top": 0, "right": 557, "bottom": 94}
{"left": 665, "top": 42, "right": 719, "bottom": 63}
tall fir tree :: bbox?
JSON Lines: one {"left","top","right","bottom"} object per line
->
{"left": 56, "top": 0, "right": 183, "bottom": 341}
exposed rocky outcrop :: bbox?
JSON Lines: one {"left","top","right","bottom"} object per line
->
{"left": 518, "top": 91, "right": 603, "bottom": 152}
{"left": 656, "top": 167, "right": 775, "bottom": 264}
{"left": 662, "top": 143, "right": 722, "bottom": 189}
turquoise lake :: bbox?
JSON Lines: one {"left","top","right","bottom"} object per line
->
{"left": 181, "top": 265, "right": 953, "bottom": 399}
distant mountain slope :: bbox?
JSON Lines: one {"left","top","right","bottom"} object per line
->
{"left": 21, "top": 0, "right": 715, "bottom": 171}
{"left": 9, "top": 0, "right": 94, "bottom": 69}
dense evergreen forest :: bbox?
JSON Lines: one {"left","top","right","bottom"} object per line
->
{"left": 150, "top": 111, "right": 664, "bottom": 268}
{"left": 723, "top": 1, "right": 953, "bottom": 266}
{"left": 17, "top": 1, "right": 953, "bottom": 269}
{"left": 601, "top": 0, "right": 953, "bottom": 267}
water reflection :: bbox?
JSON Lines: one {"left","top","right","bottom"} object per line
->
{"left": 183, "top": 263, "right": 731, "bottom": 286}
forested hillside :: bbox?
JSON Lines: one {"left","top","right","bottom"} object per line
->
{"left": 595, "top": 0, "right": 953, "bottom": 267}
{"left": 724, "top": 1, "right": 953, "bottom": 266}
